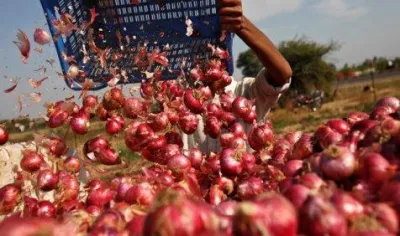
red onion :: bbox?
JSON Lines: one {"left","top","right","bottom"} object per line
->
{"left": 143, "top": 190, "right": 220, "bottom": 235}
{"left": 55, "top": 174, "right": 79, "bottom": 202}
{"left": 184, "top": 89, "right": 205, "bottom": 114}
{"left": 91, "top": 210, "right": 126, "bottom": 233}
{"left": 376, "top": 96, "right": 400, "bottom": 111}
{"left": 220, "top": 92, "right": 235, "bottom": 112}
{"left": 232, "top": 97, "right": 254, "bottom": 120}
{"left": 37, "top": 169, "right": 59, "bottom": 191}
{"left": 23, "top": 196, "right": 38, "bottom": 217}
{"left": 220, "top": 112, "right": 236, "bottom": 128}
{"left": 230, "top": 122, "right": 247, "bottom": 139}
{"left": 63, "top": 156, "right": 81, "bottom": 173}
{"left": 202, "top": 152, "right": 221, "bottom": 174}
{"left": 96, "top": 104, "right": 109, "bottom": 121}
{"left": 237, "top": 177, "right": 264, "bottom": 200}
{"left": 124, "top": 182, "right": 155, "bottom": 206}
{"left": 284, "top": 131, "right": 303, "bottom": 145}
{"left": 248, "top": 122, "right": 274, "bottom": 151}
{"left": 70, "top": 111, "right": 90, "bottom": 135}
{"left": 47, "top": 137, "right": 68, "bottom": 157}
{"left": 0, "top": 184, "right": 20, "bottom": 214}
{"left": 205, "top": 67, "right": 224, "bottom": 81}
{"left": 300, "top": 196, "right": 347, "bottom": 236}
{"left": 346, "top": 111, "right": 369, "bottom": 125}
{"left": 140, "top": 81, "right": 154, "bottom": 99}
{"left": 33, "top": 28, "right": 51, "bottom": 45}
{"left": 0, "top": 217, "right": 73, "bottom": 236}
{"left": 204, "top": 116, "right": 222, "bottom": 139}
{"left": 0, "top": 126, "right": 9, "bottom": 145}
{"left": 187, "top": 148, "right": 203, "bottom": 169}
{"left": 82, "top": 95, "right": 98, "bottom": 110}
{"left": 125, "top": 123, "right": 155, "bottom": 152}
{"left": 165, "top": 131, "right": 183, "bottom": 147}
{"left": 58, "top": 199, "right": 84, "bottom": 215}
{"left": 215, "top": 176, "right": 234, "bottom": 195}
{"left": 283, "top": 184, "right": 310, "bottom": 209}
{"left": 298, "top": 173, "right": 324, "bottom": 190}
{"left": 83, "top": 135, "right": 109, "bottom": 160}
{"left": 370, "top": 106, "right": 395, "bottom": 120}
{"left": 291, "top": 133, "right": 314, "bottom": 160}
{"left": 105, "top": 115, "right": 124, "bottom": 135}
{"left": 126, "top": 215, "right": 145, "bottom": 236}
{"left": 87, "top": 205, "right": 103, "bottom": 217}
{"left": 326, "top": 119, "right": 351, "bottom": 135}
{"left": 320, "top": 145, "right": 356, "bottom": 181}
{"left": 149, "top": 112, "right": 169, "bottom": 132}
{"left": 371, "top": 203, "right": 399, "bottom": 234}
{"left": 379, "top": 182, "right": 400, "bottom": 212}
{"left": 358, "top": 152, "right": 395, "bottom": 187}
{"left": 167, "top": 154, "right": 191, "bottom": 178}
{"left": 243, "top": 108, "right": 257, "bottom": 124}
{"left": 95, "top": 148, "right": 121, "bottom": 165}
{"left": 102, "top": 88, "right": 125, "bottom": 111}
{"left": 20, "top": 150, "right": 44, "bottom": 172}
{"left": 208, "top": 184, "right": 227, "bottom": 206}
{"left": 35, "top": 201, "right": 56, "bottom": 218}
{"left": 233, "top": 193, "right": 298, "bottom": 236}
{"left": 220, "top": 148, "right": 243, "bottom": 176}
{"left": 207, "top": 103, "right": 223, "bottom": 118}
{"left": 87, "top": 187, "right": 114, "bottom": 208}
{"left": 315, "top": 126, "right": 344, "bottom": 149}
{"left": 283, "top": 160, "right": 303, "bottom": 178}
{"left": 178, "top": 111, "right": 199, "bottom": 134}
{"left": 123, "top": 97, "right": 144, "bottom": 119}
{"left": 331, "top": 191, "right": 364, "bottom": 219}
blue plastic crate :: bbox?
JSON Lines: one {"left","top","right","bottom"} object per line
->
{"left": 40, "top": 0, "right": 234, "bottom": 90}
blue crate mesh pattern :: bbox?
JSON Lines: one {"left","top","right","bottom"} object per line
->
{"left": 40, "top": 0, "right": 234, "bottom": 90}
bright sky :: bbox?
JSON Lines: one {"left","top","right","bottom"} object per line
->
{"left": 0, "top": 0, "right": 400, "bottom": 120}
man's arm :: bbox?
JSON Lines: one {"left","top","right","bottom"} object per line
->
{"left": 219, "top": 0, "right": 292, "bottom": 86}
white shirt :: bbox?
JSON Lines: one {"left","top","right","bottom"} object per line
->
{"left": 182, "top": 68, "right": 291, "bottom": 153}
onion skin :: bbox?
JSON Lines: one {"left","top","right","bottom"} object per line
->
{"left": 299, "top": 196, "right": 347, "bottom": 236}
{"left": 233, "top": 192, "right": 298, "bottom": 236}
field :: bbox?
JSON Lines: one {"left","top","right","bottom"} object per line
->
{"left": 4, "top": 75, "right": 400, "bottom": 165}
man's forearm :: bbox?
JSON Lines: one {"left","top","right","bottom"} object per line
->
{"left": 236, "top": 17, "right": 292, "bottom": 86}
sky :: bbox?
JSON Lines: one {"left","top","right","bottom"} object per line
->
{"left": 0, "top": 0, "right": 400, "bottom": 120}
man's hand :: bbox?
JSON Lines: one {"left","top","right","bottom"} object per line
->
{"left": 219, "top": 0, "right": 244, "bottom": 33}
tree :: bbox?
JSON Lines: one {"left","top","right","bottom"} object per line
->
{"left": 236, "top": 38, "right": 339, "bottom": 96}
{"left": 236, "top": 49, "right": 263, "bottom": 77}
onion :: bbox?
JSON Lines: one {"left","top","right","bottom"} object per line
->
{"left": 33, "top": 28, "right": 51, "bottom": 45}
{"left": 83, "top": 135, "right": 110, "bottom": 160}
{"left": 326, "top": 119, "right": 351, "bottom": 135}
{"left": 283, "top": 160, "right": 303, "bottom": 178}
{"left": 331, "top": 191, "right": 364, "bottom": 219}
{"left": 298, "top": 173, "right": 324, "bottom": 190}
{"left": 94, "top": 148, "right": 121, "bottom": 165}
{"left": 167, "top": 154, "right": 191, "bottom": 179}
{"left": 126, "top": 215, "right": 145, "bottom": 236}
{"left": 232, "top": 97, "right": 254, "bottom": 120}
{"left": 165, "top": 131, "right": 183, "bottom": 148}
{"left": 105, "top": 114, "right": 124, "bottom": 135}
{"left": 123, "top": 97, "right": 144, "bottom": 119}
{"left": 0, "top": 126, "right": 8, "bottom": 145}
{"left": 87, "top": 187, "right": 114, "bottom": 208}
{"left": 187, "top": 148, "right": 203, "bottom": 169}
{"left": 23, "top": 196, "right": 38, "bottom": 217}
{"left": 143, "top": 190, "right": 220, "bottom": 235}
{"left": 87, "top": 205, "right": 103, "bottom": 217}
{"left": 358, "top": 152, "right": 395, "bottom": 187}
{"left": 47, "top": 109, "right": 69, "bottom": 128}
{"left": 371, "top": 203, "right": 399, "bottom": 234}
{"left": 178, "top": 111, "right": 199, "bottom": 134}
{"left": 242, "top": 152, "right": 256, "bottom": 173}
{"left": 315, "top": 126, "right": 343, "bottom": 149}
{"left": 284, "top": 131, "right": 303, "bottom": 146}
{"left": 346, "top": 111, "right": 369, "bottom": 125}
{"left": 0, "top": 217, "right": 74, "bottom": 236}
{"left": 237, "top": 177, "right": 264, "bottom": 200}
{"left": 37, "top": 169, "right": 59, "bottom": 191}
{"left": 70, "top": 111, "right": 90, "bottom": 135}
{"left": 202, "top": 152, "right": 221, "bottom": 174}
{"left": 102, "top": 88, "right": 125, "bottom": 111}
{"left": 243, "top": 108, "right": 257, "bottom": 124}
{"left": 55, "top": 174, "right": 79, "bottom": 202}
{"left": 63, "top": 156, "right": 81, "bottom": 173}
{"left": 207, "top": 103, "right": 223, "bottom": 118}
{"left": 140, "top": 81, "right": 154, "bottom": 99}
{"left": 283, "top": 184, "right": 310, "bottom": 209}
{"left": 248, "top": 122, "right": 274, "bottom": 151}
{"left": 376, "top": 96, "right": 400, "bottom": 111}
{"left": 220, "top": 112, "right": 236, "bottom": 128}
{"left": 220, "top": 92, "right": 235, "bottom": 112}
{"left": 215, "top": 177, "right": 235, "bottom": 195}
{"left": 204, "top": 116, "right": 222, "bottom": 139}
{"left": 230, "top": 122, "right": 247, "bottom": 139}
{"left": 0, "top": 184, "right": 20, "bottom": 214}
{"left": 291, "top": 133, "right": 313, "bottom": 160}
{"left": 220, "top": 148, "right": 243, "bottom": 176}
{"left": 58, "top": 199, "right": 83, "bottom": 215}
{"left": 124, "top": 182, "right": 155, "bottom": 206}
{"left": 82, "top": 95, "right": 98, "bottom": 110}
{"left": 96, "top": 104, "right": 109, "bottom": 121}
{"left": 47, "top": 137, "right": 68, "bottom": 157}
{"left": 91, "top": 210, "right": 126, "bottom": 233}
{"left": 149, "top": 112, "right": 169, "bottom": 132}
{"left": 20, "top": 150, "right": 44, "bottom": 172}
{"left": 370, "top": 106, "right": 395, "bottom": 121}
{"left": 205, "top": 67, "right": 224, "bottom": 81}
{"left": 125, "top": 122, "right": 155, "bottom": 152}
{"left": 320, "top": 145, "right": 356, "bottom": 181}
{"left": 184, "top": 89, "right": 205, "bottom": 114}
{"left": 379, "top": 181, "right": 400, "bottom": 212}
{"left": 233, "top": 192, "right": 298, "bottom": 236}
{"left": 208, "top": 184, "right": 226, "bottom": 206}
{"left": 35, "top": 201, "right": 56, "bottom": 218}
